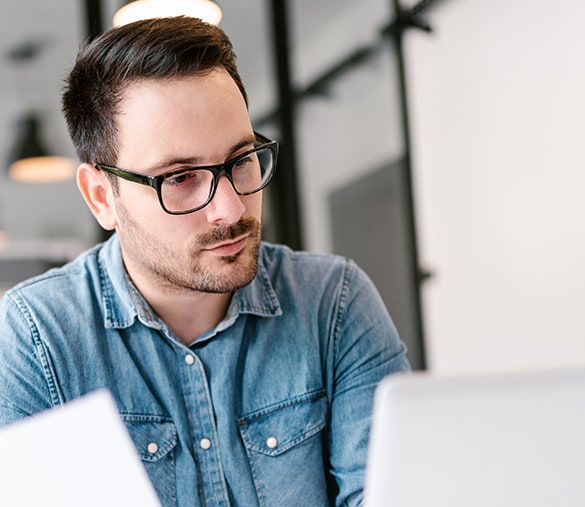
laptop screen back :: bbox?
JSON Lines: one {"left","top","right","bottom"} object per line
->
{"left": 364, "top": 368, "right": 585, "bottom": 507}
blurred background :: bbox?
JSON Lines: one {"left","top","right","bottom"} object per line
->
{"left": 1, "top": 0, "right": 584, "bottom": 375}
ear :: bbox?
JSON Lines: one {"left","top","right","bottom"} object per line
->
{"left": 77, "top": 163, "right": 118, "bottom": 231}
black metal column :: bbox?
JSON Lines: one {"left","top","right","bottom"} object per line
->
{"left": 267, "top": 0, "right": 303, "bottom": 250}
{"left": 384, "top": 0, "right": 443, "bottom": 370}
{"left": 84, "top": 0, "right": 104, "bottom": 40}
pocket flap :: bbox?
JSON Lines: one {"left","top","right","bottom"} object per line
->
{"left": 238, "top": 391, "right": 327, "bottom": 457}
{"left": 122, "top": 414, "right": 178, "bottom": 463}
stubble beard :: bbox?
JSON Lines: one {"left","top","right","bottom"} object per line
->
{"left": 117, "top": 202, "right": 262, "bottom": 294}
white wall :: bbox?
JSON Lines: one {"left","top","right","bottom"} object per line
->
{"left": 405, "top": 0, "right": 585, "bottom": 374}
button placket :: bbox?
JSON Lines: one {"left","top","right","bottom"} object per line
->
{"left": 180, "top": 346, "right": 229, "bottom": 502}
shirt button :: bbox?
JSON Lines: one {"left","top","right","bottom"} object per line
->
{"left": 147, "top": 442, "right": 159, "bottom": 454}
{"left": 184, "top": 354, "right": 195, "bottom": 365}
{"left": 200, "top": 438, "right": 212, "bottom": 450}
{"left": 266, "top": 436, "right": 278, "bottom": 449}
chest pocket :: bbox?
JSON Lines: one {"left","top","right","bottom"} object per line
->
{"left": 123, "top": 414, "right": 178, "bottom": 507}
{"left": 237, "top": 391, "right": 329, "bottom": 506}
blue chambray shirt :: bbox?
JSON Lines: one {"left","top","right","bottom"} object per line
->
{"left": 0, "top": 234, "right": 409, "bottom": 506}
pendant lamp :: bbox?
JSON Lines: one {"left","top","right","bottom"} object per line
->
{"left": 113, "top": 0, "right": 223, "bottom": 27}
{"left": 7, "top": 113, "right": 77, "bottom": 184}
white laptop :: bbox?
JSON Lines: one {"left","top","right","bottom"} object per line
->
{"left": 364, "top": 367, "right": 585, "bottom": 507}
{"left": 0, "top": 389, "right": 162, "bottom": 507}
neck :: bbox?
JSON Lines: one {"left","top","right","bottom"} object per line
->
{"left": 128, "top": 271, "right": 233, "bottom": 345}
{"left": 147, "top": 289, "right": 233, "bottom": 345}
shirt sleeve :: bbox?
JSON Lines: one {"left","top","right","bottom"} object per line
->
{"left": 326, "top": 260, "right": 411, "bottom": 506}
{"left": 0, "top": 293, "right": 56, "bottom": 427}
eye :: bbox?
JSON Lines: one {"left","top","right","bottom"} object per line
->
{"left": 165, "top": 170, "right": 205, "bottom": 187}
{"left": 233, "top": 154, "right": 256, "bottom": 170}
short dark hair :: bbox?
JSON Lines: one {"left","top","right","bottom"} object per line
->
{"left": 62, "top": 16, "right": 247, "bottom": 166}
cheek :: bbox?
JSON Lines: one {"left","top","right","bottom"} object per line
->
{"left": 115, "top": 184, "right": 178, "bottom": 232}
{"left": 244, "top": 192, "right": 264, "bottom": 218}
{"left": 119, "top": 181, "right": 158, "bottom": 209}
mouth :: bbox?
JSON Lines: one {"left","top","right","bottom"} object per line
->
{"left": 203, "top": 234, "right": 249, "bottom": 257}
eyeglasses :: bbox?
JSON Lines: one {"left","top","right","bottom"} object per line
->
{"left": 96, "top": 132, "right": 278, "bottom": 215}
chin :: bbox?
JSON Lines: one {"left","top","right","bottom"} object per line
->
{"left": 196, "top": 243, "right": 260, "bottom": 293}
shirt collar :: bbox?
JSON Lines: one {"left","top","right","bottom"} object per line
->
{"left": 99, "top": 235, "right": 282, "bottom": 330}
{"left": 98, "top": 234, "right": 138, "bottom": 329}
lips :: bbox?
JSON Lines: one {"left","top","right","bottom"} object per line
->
{"left": 204, "top": 235, "right": 248, "bottom": 256}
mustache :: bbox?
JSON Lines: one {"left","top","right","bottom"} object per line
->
{"left": 195, "top": 217, "right": 261, "bottom": 248}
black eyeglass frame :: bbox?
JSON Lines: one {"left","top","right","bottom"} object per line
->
{"left": 95, "top": 131, "right": 278, "bottom": 215}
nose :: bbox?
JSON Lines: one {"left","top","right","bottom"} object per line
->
{"left": 203, "top": 175, "right": 245, "bottom": 225}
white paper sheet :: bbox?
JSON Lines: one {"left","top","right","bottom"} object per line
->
{"left": 0, "top": 389, "right": 162, "bottom": 507}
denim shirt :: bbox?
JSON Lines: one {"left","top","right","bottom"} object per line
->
{"left": 0, "top": 235, "right": 409, "bottom": 506}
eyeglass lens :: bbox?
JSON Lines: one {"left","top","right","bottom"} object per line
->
{"left": 160, "top": 145, "right": 274, "bottom": 213}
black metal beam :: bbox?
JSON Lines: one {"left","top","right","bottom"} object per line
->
{"left": 254, "top": 44, "right": 380, "bottom": 129}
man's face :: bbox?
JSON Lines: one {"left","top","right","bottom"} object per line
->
{"left": 110, "top": 69, "right": 263, "bottom": 295}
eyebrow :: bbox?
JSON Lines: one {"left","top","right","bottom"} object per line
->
{"left": 140, "top": 133, "right": 257, "bottom": 174}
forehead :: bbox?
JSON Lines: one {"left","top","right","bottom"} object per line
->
{"left": 116, "top": 70, "right": 252, "bottom": 167}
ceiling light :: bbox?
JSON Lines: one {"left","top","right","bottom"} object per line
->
{"left": 7, "top": 114, "right": 77, "bottom": 184}
{"left": 113, "top": 0, "right": 223, "bottom": 27}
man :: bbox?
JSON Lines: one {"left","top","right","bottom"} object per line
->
{"left": 0, "top": 16, "right": 409, "bottom": 506}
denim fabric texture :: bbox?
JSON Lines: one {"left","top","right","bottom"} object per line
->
{"left": 0, "top": 235, "right": 410, "bottom": 506}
